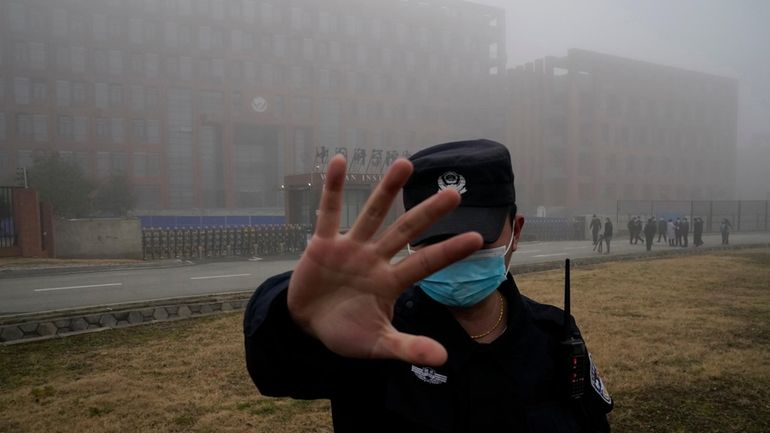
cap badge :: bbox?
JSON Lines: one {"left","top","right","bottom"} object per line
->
{"left": 437, "top": 171, "right": 467, "bottom": 195}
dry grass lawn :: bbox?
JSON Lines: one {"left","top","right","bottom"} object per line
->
{"left": 1, "top": 249, "right": 769, "bottom": 433}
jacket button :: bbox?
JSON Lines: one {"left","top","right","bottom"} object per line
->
{"left": 405, "top": 300, "right": 414, "bottom": 309}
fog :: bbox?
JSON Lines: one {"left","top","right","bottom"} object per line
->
{"left": 3, "top": 0, "right": 769, "bottom": 218}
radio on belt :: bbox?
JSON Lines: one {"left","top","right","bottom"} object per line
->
{"left": 560, "top": 258, "right": 589, "bottom": 399}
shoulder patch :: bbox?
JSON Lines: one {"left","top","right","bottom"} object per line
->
{"left": 589, "top": 353, "right": 612, "bottom": 405}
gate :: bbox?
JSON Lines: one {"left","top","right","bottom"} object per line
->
{"left": 142, "top": 224, "right": 310, "bottom": 260}
{"left": 0, "top": 187, "right": 16, "bottom": 248}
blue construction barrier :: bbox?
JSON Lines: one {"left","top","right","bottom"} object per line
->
{"left": 138, "top": 215, "right": 285, "bottom": 229}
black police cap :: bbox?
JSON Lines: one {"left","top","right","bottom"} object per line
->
{"left": 403, "top": 139, "right": 516, "bottom": 246}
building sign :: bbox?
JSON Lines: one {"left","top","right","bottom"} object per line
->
{"left": 319, "top": 173, "right": 384, "bottom": 185}
{"left": 251, "top": 96, "right": 268, "bottom": 113}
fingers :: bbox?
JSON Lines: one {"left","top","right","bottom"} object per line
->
{"left": 347, "top": 159, "right": 413, "bottom": 243}
{"left": 374, "top": 329, "right": 448, "bottom": 367}
{"left": 375, "top": 188, "right": 464, "bottom": 258}
{"left": 391, "top": 232, "right": 483, "bottom": 293}
{"left": 314, "top": 155, "right": 347, "bottom": 239}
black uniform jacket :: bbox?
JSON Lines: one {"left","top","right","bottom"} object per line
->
{"left": 244, "top": 272, "right": 613, "bottom": 433}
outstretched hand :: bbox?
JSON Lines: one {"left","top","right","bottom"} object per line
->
{"left": 287, "top": 155, "right": 483, "bottom": 367}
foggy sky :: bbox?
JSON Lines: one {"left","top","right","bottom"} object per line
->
{"left": 474, "top": 0, "right": 770, "bottom": 145}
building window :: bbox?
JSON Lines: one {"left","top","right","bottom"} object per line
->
{"left": 29, "top": 43, "right": 46, "bottom": 70}
{"left": 96, "top": 117, "right": 109, "bottom": 139}
{"left": 96, "top": 152, "right": 110, "bottom": 177}
{"left": 93, "top": 14, "right": 107, "bottom": 40}
{"left": 180, "top": 56, "right": 193, "bottom": 80}
{"left": 8, "top": 3, "right": 27, "bottom": 33}
{"left": 133, "top": 152, "right": 147, "bottom": 177}
{"left": 71, "top": 47, "right": 86, "bottom": 73}
{"left": 130, "top": 85, "right": 144, "bottom": 111}
{"left": 73, "top": 82, "right": 87, "bottom": 105}
{"left": 95, "top": 83, "right": 108, "bottom": 108}
{"left": 32, "top": 114, "right": 48, "bottom": 142}
{"left": 198, "top": 26, "right": 211, "bottom": 50}
{"left": 129, "top": 18, "right": 143, "bottom": 44}
{"left": 145, "top": 53, "right": 159, "bottom": 78}
{"left": 165, "top": 21, "right": 178, "bottom": 47}
{"left": 133, "top": 119, "right": 146, "bottom": 143}
{"left": 94, "top": 49, "right": 108, "bottom": 75}
{"left": 56, "top": 47, "right": 71, "bottom": 71}
{"left": 73, "top": 116, "right": 88, "bottom": 142}
{"left": 14, "top": 42, "right": 29, "bottom": 68}
{"left": 110, "top": 118, "right": 124, "bottom": 143}
{"left": 58, "top": 115, "right": 74, "bottom": 140}
{"left": 109, "top": 84, "right": 123, "bottom": 108}
{"left": 108, "top": 50, "right": 123, "bottom": 75}
{"left": 147, "top": 120, "right": 160, "bottom": 144}
{"left": 31, "top": 80, "right": 47, "bottom": 104}
{"left": 14, "top": 77, "right": 30, "bottom": 105}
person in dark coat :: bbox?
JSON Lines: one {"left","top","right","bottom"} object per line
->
{"left": 628, "top": 217, "right": 636, "bottom": 244}
{"left": 243, "top": 140, "right": 612, "bottom": 432}
{"left": 635, "top": 217, "right": 644, "bottom": 244}
{"left": 657, "top": 218, "right": 667, "bottom": 243}
{"left": 644, "top": 217, "right": 657, "bottom": 251}
{"left": 604, "top": 217, "right": 613, "bottom": 254}
{"left": 590, "top": 214, "right": 602, "bottom": 246}
{"left": 693, "top": 217, "right": 704, "bottom": 246}
{"left": 681, "top": 217, "right": 690, "bottom": 247}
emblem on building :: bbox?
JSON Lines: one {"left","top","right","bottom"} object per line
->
{"left": 251, "top": 96, "right": 268, "bottom": 113}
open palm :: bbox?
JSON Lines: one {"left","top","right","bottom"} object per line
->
{"left": 287, "top": 155, "right": 482, "bottom": 367}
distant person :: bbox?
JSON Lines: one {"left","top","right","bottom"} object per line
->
{"left": 681, "top": 217, "right": 690, "bottom": 247}
{"left": 604, "top": 217, "right": 613, "bottom": 254}
{"left": 667, "top": 219, "right": 676, "bottom": 246}
{"left": 657, "top": 218, "right": 667, "bottom": 243}
{"left": 644, "top": 217, "right": 656, "bottom": 251}
{"left": 693, "top": 217, "right": 704, "bottom": 247}
{"left": 674, "top": 218, "right": 682, "bottom": 246}
{"left": 590, "top": 214, "right": 602, "bottom": 246}
{"left": 634, "top": 217, "right": 644, "bottom": 244}
{"left": 720, "top": 218, "right": 733, "bottom": 244}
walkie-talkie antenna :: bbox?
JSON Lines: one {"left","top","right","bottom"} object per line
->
{"left": 563, "top": 258, "right": 571, "bottom": 340}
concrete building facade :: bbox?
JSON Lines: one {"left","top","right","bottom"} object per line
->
{"left": 0, "top": 0, "right": 506, "bottom": 212}
{"left": 507, "top": 49, "right": 739, "bottom": 215}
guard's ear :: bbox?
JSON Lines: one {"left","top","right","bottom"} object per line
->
{"left": 510, "top": 213, "right": 525, "bottom": 253}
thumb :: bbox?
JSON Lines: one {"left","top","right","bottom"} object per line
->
{"left": 374, "top": 330, "right": 448, "bottom": 367}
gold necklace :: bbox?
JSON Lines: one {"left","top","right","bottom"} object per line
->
{"left": 470, "top": 291, "right": 505, "bottom": 340}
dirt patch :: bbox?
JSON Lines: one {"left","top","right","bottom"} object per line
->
{"left": 1, "top": 249, "right": 768, "bottom": 433}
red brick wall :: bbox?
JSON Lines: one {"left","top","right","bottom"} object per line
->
{"left": 12, "top": 188, "right": 45, "bottom": 258}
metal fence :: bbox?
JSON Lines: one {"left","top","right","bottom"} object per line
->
{"left": 142, "top": 224, "right": 310, "bottom": 260}
{"left": 0, "top": 187, "right": 16, "bottom": 248}
{"left": 521, "top": 217, "right": 584, "bottom": 241}
{"left": 617, "top": 200, "right": 769, "bottom": 233}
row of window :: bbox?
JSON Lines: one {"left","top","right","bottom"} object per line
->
{"left": 13, "top": 149, "right": 160, "bottom": 179}
{"left": 5, "top": 1, "right": 499, "bottom": 54}
{"left": 1, "top": 112, "right": 161, "bottom": 145}
{"left": 5, "top": 39, "right": 492, "bottom": 83}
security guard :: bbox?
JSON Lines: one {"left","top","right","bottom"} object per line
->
{"left": 244, "top": 140, "right": 612, "bottom": 432}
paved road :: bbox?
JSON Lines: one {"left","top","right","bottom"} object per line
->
{"left": 2, "top": 232, "right": 768, "bottom": 316}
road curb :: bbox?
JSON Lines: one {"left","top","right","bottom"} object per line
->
{"left": 2, "top": 242, "right": 768, "bottom": 345}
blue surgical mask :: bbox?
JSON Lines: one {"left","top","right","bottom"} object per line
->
{"left": 413, "top": 234, "right": 514, "bottom": 307}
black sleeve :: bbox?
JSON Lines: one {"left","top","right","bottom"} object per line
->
{"left": 243, "top": 271, "right": 341, "bottom": 399}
